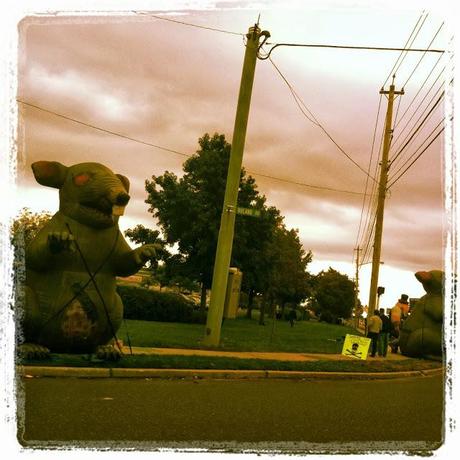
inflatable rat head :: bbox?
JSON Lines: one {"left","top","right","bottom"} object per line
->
{"left": 415, "top": 270, "right": 444, "bottom": 296}
{"left": 31, "top": 161, "right": 130, "bottom": 229}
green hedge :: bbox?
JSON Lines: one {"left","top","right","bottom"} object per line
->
{"left": 117, "top": 284, "right": 206, "bottom": 324}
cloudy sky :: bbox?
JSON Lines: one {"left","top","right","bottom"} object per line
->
{"left": 6, "top": 0, "right": 454, "bottom": 307}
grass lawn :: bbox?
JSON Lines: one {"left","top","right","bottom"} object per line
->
{"left": 118, "top": 317, "right": 361, "bottom": 354}
{"left": 20, "top": 317, "right": 443, "bottom": 372}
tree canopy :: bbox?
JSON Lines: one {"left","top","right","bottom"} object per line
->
{"left": 311, "top": 267, "right": 355, "bottom": 320}
{"left": 134, "top": 132, "right": 313, "bottom": 310}
{"left": 11, "top": 208, "right": 52, "bottom": 250}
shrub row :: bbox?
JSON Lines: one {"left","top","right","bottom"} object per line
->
{"left": 117, "top": 284, "right": 206, "bottom": 324}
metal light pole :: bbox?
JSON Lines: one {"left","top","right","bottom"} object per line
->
{"left": 203, "top": 24, "right": 268, "bottom": 346}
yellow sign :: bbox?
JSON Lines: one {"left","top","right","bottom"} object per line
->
{"left": 341, "top": 334, "right": 371, "bottom": 360}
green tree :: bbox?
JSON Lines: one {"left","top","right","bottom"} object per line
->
{"left": 144, "top": 133, "right": 271, "bottom": 310}
{"left": 256, "top": 225, "right": 313, "bottom": 325}
{"left": 10, "top": 207, "right": 52, "bottom": 250}
{"left": 10, "top": 208, "right": 53, "bottom": 310}
{"left": 271, "top": 227, "right": 313, "bottom": 313}
{"left": 233, "top": 199, "right": 282, "bottom": 319}
{"left": 312, "top": 268, "right": 355, "bottom": 321}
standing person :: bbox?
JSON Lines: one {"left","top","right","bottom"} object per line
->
{"left": 390, "top": 295, "right": 408, "bottom": 353}
{"left": 399, "top": 294, "right": 410, "bottom": 320}
{"left": 367, "top": 310, "right": 382, "bottom": 357}
{"left": 390, "top": 300, "right": 402, "bottom": 334}
{"left": 288, "top": 307, "right": 297, "bottom": 327}
{"left": 378, "top": 308, "right": 391, "bottom": 357}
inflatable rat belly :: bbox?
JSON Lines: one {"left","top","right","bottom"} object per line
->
{"left": 399, "top": 270, "right": 444, "bottom": 358}
{"left": 23, "top": 161, "right": 157, "bottom": 354}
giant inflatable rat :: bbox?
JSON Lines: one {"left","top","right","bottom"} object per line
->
{"left": 399, "top": 270, "right": 444, "bottom": 358}
{"left": 21, "top": 161, "right": 158, "bottom": 358}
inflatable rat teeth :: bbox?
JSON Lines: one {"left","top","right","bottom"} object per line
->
{"left": 22, "top": 161, "right": 159, "bottom": 355}
{"left": 112, "top": 205, "right": 125, "bottom": 216}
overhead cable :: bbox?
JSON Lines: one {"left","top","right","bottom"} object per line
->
{"left": 258, "top": 42, "right": 445, "bottom": 61}
{"left": 401, "top": 22, "right": 444, "bottom": 88}
{"left": 267, "top": 57, "right": 377, "bottom": 183}
{"left": 393, "top": 54, "right": 444, "bottom": 132}
{"left": 251, "top": 171, "right": 370, "bottom": 196}
{"left": 17, "top": 100, "right": 191, "bottom": 158}
{"left": 355, "top": 94, "right": 383, "bottom": 249}
{"left": 136, "top": 12, "right": 244, "bottom": 36}
{"left": 388, "top": 117, "right": 445, "bottom": 184}
{"left": 390, "top": 89, "right": 444, "bottom": 164}
{"left": 358, "top": 112, "right": 386, "bottom": 252}
{"left": 268, "top": 57, "right": 319, "bottom": 126}
{"left": 391, "top": 72, "right": 445, "bottom": 155}
{"left": 18, "top": 99, "right": 368, "bottom": 197}
{"left": 387, "top": 125, "right": 444, "bottom": 189}
{"left": 382, "top": 11, "right": 428, "bottom": 87}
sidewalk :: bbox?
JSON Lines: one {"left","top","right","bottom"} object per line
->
{"left": 19, "top": 345, "right": 443, "bottom": 381}
{"left": 120, "top": 345, "right": 411, "bottom": 362}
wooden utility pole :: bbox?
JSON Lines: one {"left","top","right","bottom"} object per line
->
{"left": 368, "top": 77, "right": 404, "bottom": 315}
{"left": 203, "top": 24, "right": 269, "bottom": 346}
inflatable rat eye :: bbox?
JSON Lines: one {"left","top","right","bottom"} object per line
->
{"left": 73, "top": 173, "right": 91, "bottom": 186}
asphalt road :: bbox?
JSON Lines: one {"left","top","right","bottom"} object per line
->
{"left": 18, "top": 374, "right": 444, "bottom": 452}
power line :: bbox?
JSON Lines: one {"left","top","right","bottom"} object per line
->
{"left": 393, "top": 53, "right": 444, "bottom": 133}
{"left": 251, "top": 171, "right": 369, "bottom": 196}
{"left": 390, "top": 72, "right": 445, "bottom": 158}
{"left": 136, "top": 12, "right": 244, "bottom": 36}
{"left": 267, "top": 57, "right": 319, "bottom": 126}
{"left": 355, "top": 94, "right": 383, "bottom": 249}
{"left": 267, "top": 56, "right": 377, "bottom": 183}
{"left": 388, "top": 117, "right": 445, "bottom": 183}
{"left": 401, "top": 22, "right": 444, "bottom": 88}
{"left": 17, "top": 100, "right": 190, "bottom": 158}
{"left": 389, "top": 89, "right": 444, "bottom": 164}
{"left": 358, "top": 109, "right": 385, "bottom": 253}
{"left": 382, "top": 11, "right": 428, "bottom": 87}
{"left": 392, "top": 92, "right": 403, "bottom": 132}
{"left": 358, "top": 176, "right": 379, "bottom": 260}
{"left": 359, "top": 205, "right": 378, "bottom": 267}
{"left": 18, "top": 99, "right": 368, "bottom": 197}
{"left": 258, "top": 42, "right": 445, "bottom": 61}
{"left": 387, "top": 125, "right": 444, "bottom": 189}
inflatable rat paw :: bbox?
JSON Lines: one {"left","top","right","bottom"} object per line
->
{"left": 132, "top": 243, "right": 160, "bottom": 265}
{"left": 95, "top": 344, "right": 122, "bottom": 361}
{"left": 399, "top": 270, "right": 444, "bottom": 358}
{"left": 22, "top": 161, "right": 157, "bottom": 355}
{"left": 47, "top": 231, "right": 76, "bottom": 253}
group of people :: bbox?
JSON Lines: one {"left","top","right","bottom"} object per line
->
{"left": 366, "top": 294, "right": 410, "bottom": 357}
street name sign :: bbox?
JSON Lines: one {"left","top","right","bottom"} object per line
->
{"left": 236, "top": 207, "right": 261, "bottom": 217}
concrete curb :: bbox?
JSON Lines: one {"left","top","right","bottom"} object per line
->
{"left": 18, "top": 366, "right": 444, "bottom": 381}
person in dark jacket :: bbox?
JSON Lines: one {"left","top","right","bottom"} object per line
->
{"left": 378, "top": 308, "right": 392, "bottom": 357}
{"left": 288, "top": 307, "right": 297, "bottom": 327}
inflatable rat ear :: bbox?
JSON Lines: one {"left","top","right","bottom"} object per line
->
{"left": 116, "top": 174, "right": 130, "bottom": 193}
{"left": 32, "top": 161, "right": 68, "bottom": 189}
